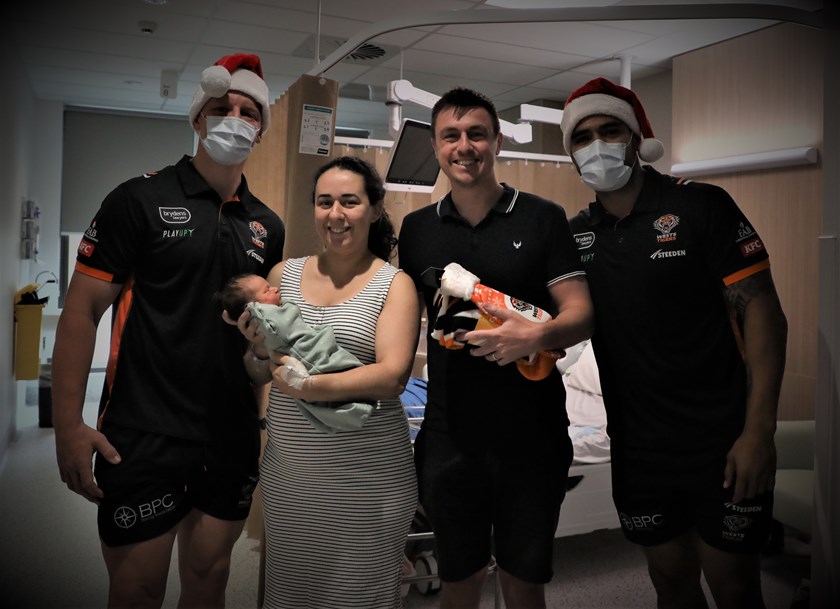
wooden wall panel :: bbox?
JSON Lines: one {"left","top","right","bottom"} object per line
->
{"left": 672, "top": 25, "right": 822, "bottom": 164}
{"left": 673, "top": 23, "right": 824, "bottom": 420}
{"left": 246, "top": 94, "right": 289, "bottom": 221}
{"left": 496, "top": 158, "right": 592, "bottom": 216}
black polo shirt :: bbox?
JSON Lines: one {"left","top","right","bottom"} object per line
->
{"left": 76, "top": 155, "right": 285, "bottom": 441}
{"left": 569, "top": 166, "right": 770, "bottom": 470}
{"left": 399, "top": 184, "right": 584, "bottom": 456}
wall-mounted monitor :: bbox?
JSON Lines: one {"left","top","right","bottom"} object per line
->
{"left": 384, "top": 119, "right": 440, "bottom": 193}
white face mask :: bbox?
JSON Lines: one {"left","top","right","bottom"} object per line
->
{"left": 573, "top": 138, "right": 634, "bottom": 192}
{"left": 200, "top": 115, "right": 258, "bottom": 165}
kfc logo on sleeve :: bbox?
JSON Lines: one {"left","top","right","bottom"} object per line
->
{"left": 740, "top": 237, "right": 765, "bottom": 257}
{"left": 78, "top": 239, "right": 96, "bottom": 257}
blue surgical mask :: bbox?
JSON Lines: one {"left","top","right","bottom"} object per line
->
{"left": 201, "top": 115, "right": 258, "bottom": 165}
{"left": 573, "top": 138, "right": 634, "bottom": 192}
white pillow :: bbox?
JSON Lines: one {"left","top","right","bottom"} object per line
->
{"left": 565, "top": 341, "right": 602, "bottom": 396}
{"left": 555, "top": 340, "right": 588, "bottom": 372}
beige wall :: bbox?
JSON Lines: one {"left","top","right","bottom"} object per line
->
{"left": 673, "top": 23, "right": 823, "bottom": 420}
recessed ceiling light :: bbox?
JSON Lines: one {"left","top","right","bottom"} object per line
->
{"left": 144, "top": 0, "right": 168, "bottom": 5}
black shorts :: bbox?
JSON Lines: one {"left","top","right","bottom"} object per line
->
{"left": 95, "top": 423, "right": 260, "bottom": 547}
{"left": 613, "top": 458, "right": 774, "bottom": 553}
{"left": 414, "top": 428, "right": 573, "bottom": 584}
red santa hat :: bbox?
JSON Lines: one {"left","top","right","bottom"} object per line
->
{"left": 560, "top": 77, "right": 664, "bottom": 163}
{"left": 189, "top": 53, "right": 271, "bottom": 133}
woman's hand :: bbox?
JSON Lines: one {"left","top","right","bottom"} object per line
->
{"left": 276, "top": 356, "right": 311, "bottom": 390}
{"left": 269, "top": 355, "right": 313, "bottom": 398}
{"left": 223, "top": 307, "right": 270, "bottom": 355}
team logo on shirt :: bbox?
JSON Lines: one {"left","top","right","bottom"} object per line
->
{"left": 736, "top": 222, "right": 765, "bottom": 257}
{"left": 250, "top": 221, "right": 268, "bottom": 249}
{"left": 159, "top": 207, "right": 191, "bottom": 224}
{"left": 653, "top": 214, "right": 679, "bottom": 243}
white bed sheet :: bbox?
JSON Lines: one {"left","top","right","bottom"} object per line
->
{"left": 556, "top": 340, "right": 620, "bottom": 536}
{"left": 562, "top": 341, "right": 611, "bottom": 465}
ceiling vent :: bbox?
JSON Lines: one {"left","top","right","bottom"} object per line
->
{"left": 292, "top": 34, "right": 397, "bottom": 67}
{"left": 345, "top": 42, "right": 386, "bottom": 62}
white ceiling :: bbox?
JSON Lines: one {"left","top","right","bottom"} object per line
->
{"left": 11, "top": 0, "right": 824, "bottom": 139}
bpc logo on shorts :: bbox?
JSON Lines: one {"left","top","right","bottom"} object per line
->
{"left": 620, "top": 511, "right": 664, "bottom": 531}
{"left": 113, "top": 505, "right": 138, "bottom": 529}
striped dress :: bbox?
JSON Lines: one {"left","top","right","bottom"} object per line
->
{"left": 261, "top": 257, "right": 418, "bottom": 609}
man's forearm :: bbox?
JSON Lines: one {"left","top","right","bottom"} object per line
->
{"left": 51, "top": 311, "right": 98, "bottom": 432}
{"left": 741, "top": 292, "right": 788, "bottom": 436}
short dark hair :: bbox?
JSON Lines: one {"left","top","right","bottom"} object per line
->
{"left": 215, "top": 272, "right": 256, "bottom": 320}
{"left": 431, "top": 87, "right": 500, "bottom": 136}
{"left": 312, "top": 156, "right": 398, "bottom": 262}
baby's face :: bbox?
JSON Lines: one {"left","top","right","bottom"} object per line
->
{"left": 243, "top": 275, "right": 281, "bottom": 306}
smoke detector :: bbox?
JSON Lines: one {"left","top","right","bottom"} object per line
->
{"left": 138, "top": 21, "right": 157, "bottom": 35}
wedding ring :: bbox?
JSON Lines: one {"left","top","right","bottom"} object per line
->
{"left": 491, "top": 353, "right": 498, "bottom": 361}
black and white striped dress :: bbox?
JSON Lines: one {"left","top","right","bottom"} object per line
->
{"left": 261, "top": 257, "right": 418, "bottom": 609}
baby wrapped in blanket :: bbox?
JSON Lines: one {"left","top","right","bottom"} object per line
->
{"left": 219, "top": 273, "right": 373, "bottom": 433}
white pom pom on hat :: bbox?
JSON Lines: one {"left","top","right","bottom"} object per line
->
{"left": 189, "top": 53, "right": 271, "bottom": 133}
{"left": 560, "top": 77, "right": 664, "bottom": 163}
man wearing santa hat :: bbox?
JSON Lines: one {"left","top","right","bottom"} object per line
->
{"left": 52, "top": 53, "right": 284, "bottom": 608}
{"left": 563, "top": 77, "right": 788, "bottom": 609}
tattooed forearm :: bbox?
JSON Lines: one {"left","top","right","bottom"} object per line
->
{"left": 723, "top": 269, "right": 775, "bottom": 318}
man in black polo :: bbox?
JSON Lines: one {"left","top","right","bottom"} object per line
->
{"left": 562, "top": 77, "right": 788, "bottom": 609}
{"left": 52, "top": 53, "right": 285, "bottom": 608}
{"left": 398, "top": 87, "right": 593, "bottom": 609}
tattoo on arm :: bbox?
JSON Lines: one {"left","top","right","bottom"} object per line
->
{"left": 723, "top": 270, "right": 774, "bottom": 318}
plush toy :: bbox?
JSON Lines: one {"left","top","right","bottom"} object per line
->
{"left": 431, "top": 262, "right": 558, "bottom": 381}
